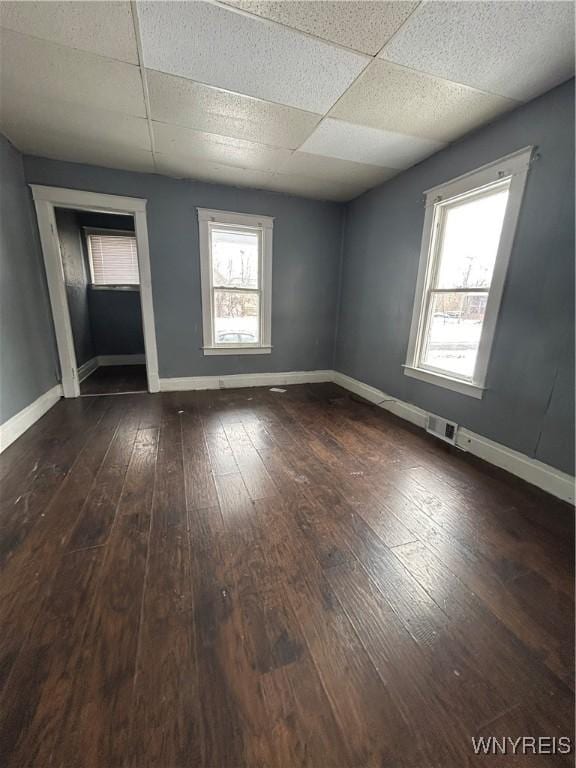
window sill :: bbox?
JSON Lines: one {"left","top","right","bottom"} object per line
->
{"left": 403, "top": 365, "right": 485, "bottom": 399}
{"left": 203, "top": 346, "right": 272, "bottom": 356}
{"left": 90, "top": 284, "right": 140, "bottom": 291}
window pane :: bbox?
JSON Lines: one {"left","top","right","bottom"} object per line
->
{"left": 421, "top": 292, "right": 487, "bottom": 378}
{"left": 214, "top": 290, "right": 260, "bottom": 344}
{"left": 89, "top": 234, "right": 139, "bottom": 285}
{"left": 211, "top": 228, "right": 259, "bottom": 289}
{"left": 435, "top": 188, "right": 509, "bottom": 289}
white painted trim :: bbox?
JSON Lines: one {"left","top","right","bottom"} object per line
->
{"left": 98, "top": 354, "right": 146, "bottom": 366}
{"left": 78, "top": 357, "right": 99, "bottom": 383}
{"left": 332, "top": 371, "right": 575, "bottom": 505}
{"left": 30, "top": 185, "right": 147, "bottom": 212}
{"left": 403, "top": 366, "right": 484, "bottom": 399}
{"left": 423, "top": 146, "right": 534, "bottom": 198}
{"left": 405, "top": 147, "right": 534, "bottom": 395}
{"left": 197, "top": 207, "right": 273, "bottom": 356}
{"left": 457, "top": 428, "right": 575, "bottom": 506}
{"left": 159, "top": 370, "right": 333, "bottom": 392}
{"left": 29, "top": 185, "right": 159, "bottom": 395}
{"left": 89, "top": 285, "right": 140, "bottom": 292}
{"left": 0, "top": 385, "right": 62, "bottom": 453}
{"left": 33, "top": 199, "right": 79, "bottom": 397}
{"left": 197, "top": 208, "right": 274, "bottom": 228}
{"left": 202, "top": 346, "right": 272, "bottom": 356}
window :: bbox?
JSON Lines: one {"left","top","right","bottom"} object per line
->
{"left": 86, "top": 229, "right": 139, "bottom": 286}
{"left": 405, "top": 147, "right": 533, "bottom": 398}
{"left": 197, "top": 208, "right": 273, "bottom": 355}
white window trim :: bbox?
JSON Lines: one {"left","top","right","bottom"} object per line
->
{"left": 84, "top": 227, "right": 140, "bottom": 287}
{"left": 404, "top": 146, "right": 534, "bottom": 399}
{"left": 197, "top": 207, "right": 273, "bottom": 356}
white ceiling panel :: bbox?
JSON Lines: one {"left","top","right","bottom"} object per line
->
{"left": 153, "top": 122, "right": 292, "bottom": 172}
{"left": 329, "top": 60, "right": 517, "bottom": 142}
{"left": 0, "top": 28, "right": 146, "bottom": 118}
{"left": 155, "top": 153, "right": 273, "bottom": 188}
{"left": 4, "top": 131, "right": 155, "bottom": 174}
{"left": 0, "top": 1, "right": 138, "bottom": 63}
{"left": 300, "top": 118, "right": 445, "bottom": 169}
{"left": 264, "top": 172, "right": 371, "bottom": 201}
{"left": 277, "top": 151, "right": 398, "bottom": 186}
{"left": 381, "top": 1, "right": 575, "bottom": 102}
{"left": 225, "top": 0, "right": 420, "bottom": 55}
{"left": 136, "top": 0, "right": 369, "bottom": 113}
{"left": 0, "top": 92, "right": 151, "bottom": 153}
{"left": 147, "top": 70, "right": 321, "bottom": 149}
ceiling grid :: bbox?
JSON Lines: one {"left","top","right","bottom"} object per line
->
{"left": 0, "top": 0, "right": 573, "bottom": 201}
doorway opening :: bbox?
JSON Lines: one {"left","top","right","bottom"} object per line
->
{"left": 30, "top": 186, "right": 159, "bottom": 397}
{"left": 54, "top": 207, "right": 146, "bottom": 395}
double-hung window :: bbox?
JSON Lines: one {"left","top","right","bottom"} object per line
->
{"left": 405, "top": 147, "right": 533, "bottom": 398}
{"left": 86, "top": 229, "right": 140, "bottom": 287}
{"left": 197, "top": 208, "right": 273, "bottom": 355}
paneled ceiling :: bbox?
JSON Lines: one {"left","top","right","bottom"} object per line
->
{"left": 0, "top": 1, "right": 574, "bottom": 201}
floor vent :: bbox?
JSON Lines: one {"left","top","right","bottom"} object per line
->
{"left": 426, "top": 415, "right": 458, "bottom": 445}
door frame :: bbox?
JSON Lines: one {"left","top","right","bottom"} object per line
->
{"left": 30, "top": 185, "right": 159, "bottom": 396}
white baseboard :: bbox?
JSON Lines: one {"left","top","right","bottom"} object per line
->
{"left": 3, "top": 368, "right": 571, "bottom": 503}
{"left": 78, "top": 357, "right": 98, "bottom": 382}
{"left": 97, "top": 354, "right": 145, "bottom": 366}
{"left": 0, "top": 384, "right": 63, "bottom": 453}
{"left": 333, "top": 371, "right": 574, "bottom": 505}
{"left": 159, "top": 370, "right": 333, "bottom": 392}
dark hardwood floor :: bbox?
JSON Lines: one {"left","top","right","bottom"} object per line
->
{"left": 80, "top": 364, "right": 148, "bottom": 395}
{"left": 0, "top": 383, "right": 573, "bottom": 767}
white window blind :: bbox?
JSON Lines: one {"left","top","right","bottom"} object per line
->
{"left": 87, "top": 231, "right": 140, "bottom": 285}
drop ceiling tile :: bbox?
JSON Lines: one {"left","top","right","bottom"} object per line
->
{"left": 136, "top": 0, "right": 368, "bottom": 113}
{"left": 277, "top": 151, "right": 398, "bottom": 187}
{"left": 0, "top": 91, "right": 151, "bottom": 154}
{"left": 329, "top": 59, "right": 517, "bottom": 142}
{"left": 225, "top": 0, "right": 420, "bottom": 55}
{"left": 381, "top": 1, "right": 575, "bottom": 102}
{"left": 153, "top": 121, "right": 292, "bottom": 173}
{"left": 264, "top": 173, "right": 369, "bottom": 202}
{"left": 6, "top": 129, "right": 155, "bottom": 173}
{"left": 147, "top": 70, "right": 321, "bottom": 150}
{"left": 155, "top": 153, "right": 273, "bottom": 188}
{"left": 0, "top": 1, "right": 138, "bottom": 63}
{"left": 300, "top": 118, "right": 445, "bottom": 169}
{"left": 0, "top": 28, "right": 146, "bottom": 117}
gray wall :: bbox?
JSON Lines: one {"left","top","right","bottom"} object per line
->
{"left": 0, "top": 134, "right": 59, "bottom": 425}
{"left": 76, "top": 211, "right": 145, "bottom": 357}
{"left": 55, "top": 208, "right": 95, "bottom": 367}
{"left": 23, "top": 158, "right": 344, "bottom": 378}
{"left": 88, "top": 290, "right": 145, "bottom": 356}
{"left": 335, "top": 79, "right": 574, "bottom": 475}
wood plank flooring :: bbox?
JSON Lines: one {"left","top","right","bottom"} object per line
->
{"left": 80, "top": 364, "right": 147, "bottom": 395}
{"left": 0, "top": 383, "right": 573, "bottom": 767}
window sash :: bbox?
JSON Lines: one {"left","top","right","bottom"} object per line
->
{"left": 417, "top": 289, "right": 490, "bottom": 382}
{"left": 404, "top": 146, "right": 533, "bottom": 398}
{"left": 208, "top": 223, "right": 263, "bottom": 347}
{"left": 211, "top": 286, "right": 262, "bottom": 347}
{"left": 86, "top": 228, "right": 139, "bottom": 286}
{"left": 413, "top": 181, "right": 510, "bottom": 382}
{"left": 198, "top": 207, "right": 273, "bottom": 355}
{"left": 210, "top": 224, "right": 261, "bottom": 291}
